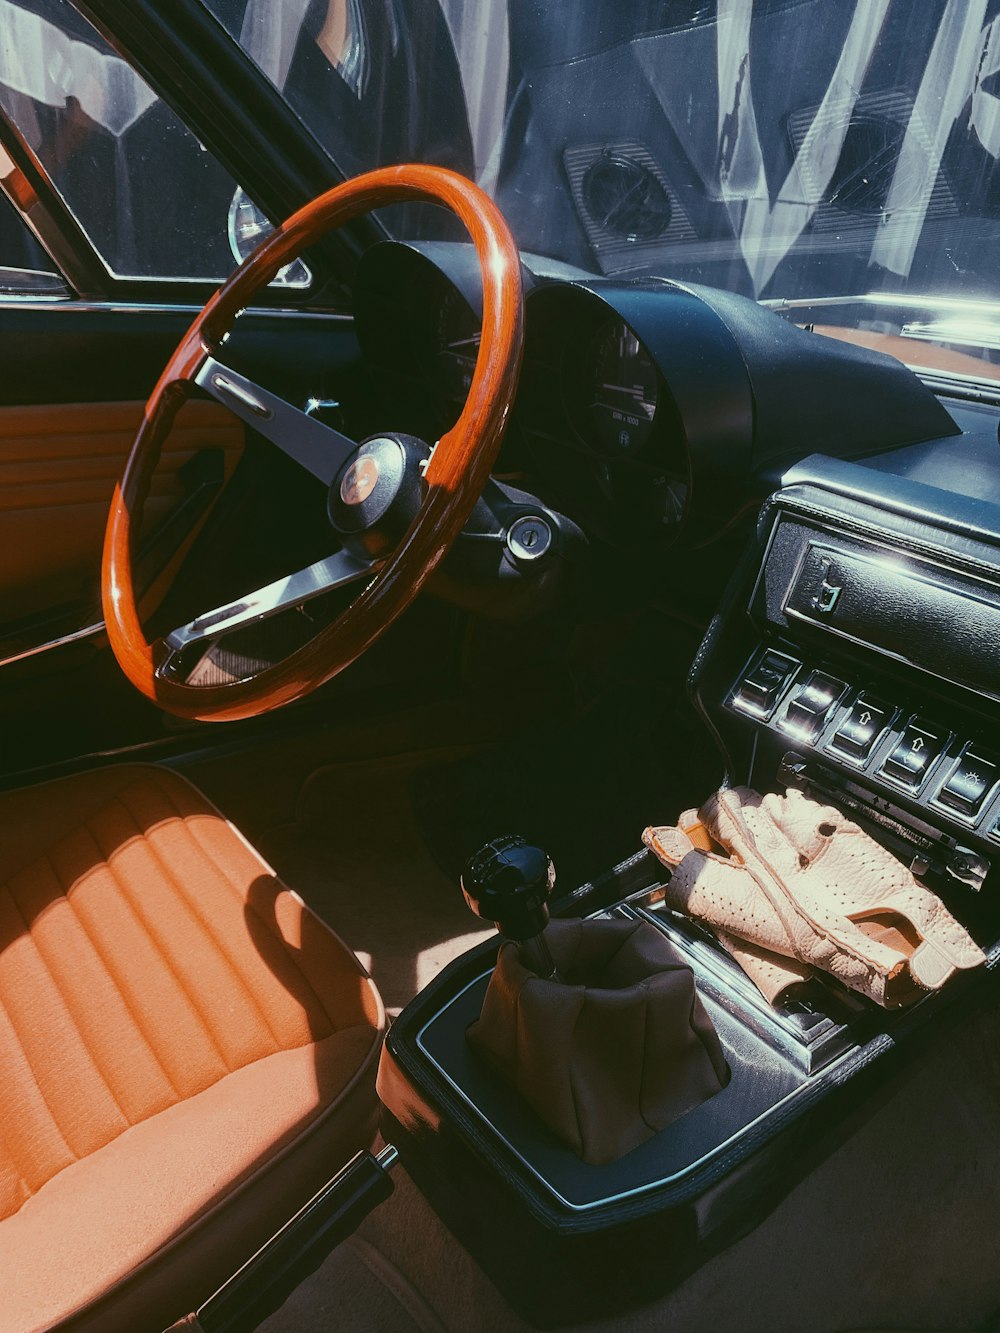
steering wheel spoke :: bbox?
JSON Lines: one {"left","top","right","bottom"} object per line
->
{"left": 161, "top": 548, "right": 373, "bottom": 663}
{"left": 194, "top": 355, "right": 357, "bottom": 486}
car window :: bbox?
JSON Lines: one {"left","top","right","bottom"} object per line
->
{"left": 202, "top": 0, "right": 475, "bottom": 246}
{"left": 0, "top": 0, "right": 240, "bottom": 281}
{"left": 198, "top": 0, "right": 1000, "bottom": 366}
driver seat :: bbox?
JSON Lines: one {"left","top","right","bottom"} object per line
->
{"left": 0, "top": 763, "right": 385, "bottom": 1333}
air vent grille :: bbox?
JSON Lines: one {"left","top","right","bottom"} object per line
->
{"left": 564, "top": 140, "right": 695, "bottom": 271}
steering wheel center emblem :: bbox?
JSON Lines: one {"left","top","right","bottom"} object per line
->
{"left": 340, "top": 455, "right": 380, "bottom": 506}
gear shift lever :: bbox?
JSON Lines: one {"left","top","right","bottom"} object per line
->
{"left": 461, "top": 835, "right": 561, "bottom": 980}
{"left": 463, "top": 836, "right": 729, "bottom": 1164}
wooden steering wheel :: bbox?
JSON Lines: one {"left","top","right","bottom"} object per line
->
{"left": 102, "top": 165, "right": 524, "bottom": 722}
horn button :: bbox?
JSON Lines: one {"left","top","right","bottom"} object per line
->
{"left": 328, "top": 433, "right": 430, "bottom": 558}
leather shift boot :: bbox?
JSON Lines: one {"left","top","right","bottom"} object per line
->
{"left": 468, "top": 918, "right": 729, "bottom": 1166}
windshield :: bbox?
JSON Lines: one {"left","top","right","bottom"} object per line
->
{"left": 203, "top": 0, "right": 1000, "bottom": 364}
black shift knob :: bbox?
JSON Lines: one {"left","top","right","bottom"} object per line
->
{"left": 461, "top": 835, "right": 556, "bottom": 942}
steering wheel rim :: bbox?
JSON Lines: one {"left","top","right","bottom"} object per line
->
{"left": 101, "top": 165, "right": 524, "bottom": 722}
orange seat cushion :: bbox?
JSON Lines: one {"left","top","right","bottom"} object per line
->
{"left": 0, "top": 764, "right": 385, "bottom": 1333}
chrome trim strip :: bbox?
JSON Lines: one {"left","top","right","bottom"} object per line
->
{"left": 375, "top": 1143, "right": 400, "bottom": 1172}
{"left": 163, "top": 549, "right": 372, "bottom": 654}
{"left": 0, "top": 299, "right": 351, "bottom": 319}
{"left": 0, "top": 619, "right": 104, "bottom": 668}
{"left": 910, "top": 368, "right": 1000, "bottom": 405}
{"left": 0, "top": 292, "right": 66, "bottom": 304}
{"left": 194, "top": 355, "right": 358, "bottom": 483}
{"left": 763, "top": 291, "right": 1000, "bottom": 318}
{"left": 209, "top": 371, "right": 272, "bottom": 419}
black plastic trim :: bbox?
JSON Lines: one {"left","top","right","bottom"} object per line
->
{"left": 195, "top": 1150, "right": 395, "bottom": 1333}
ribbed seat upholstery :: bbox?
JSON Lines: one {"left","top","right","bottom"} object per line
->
{"left": 0, "top": 764, "right": 385, "bottom": 1333}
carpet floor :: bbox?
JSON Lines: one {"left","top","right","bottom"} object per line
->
{"left": 187, "top": 734, "right": 1000, "bottom": 1333}
{"left": 257, "top": 751, "right": 495, "bottom": 1015}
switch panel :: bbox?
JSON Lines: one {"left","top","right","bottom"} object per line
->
{"left": 726, "top": 649, "right": 1000, "bottom": 849}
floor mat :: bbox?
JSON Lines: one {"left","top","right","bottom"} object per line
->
{"left": 258, "top": 1235, "right": 446, "bottom": 1333}
{"left": 302, "top": 999, "right": 1000, "bottom": 1333}
{"left": 259, "top": 750, "right": 494, "bottom": 1013}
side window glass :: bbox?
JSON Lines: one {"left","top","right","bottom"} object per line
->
{"left": 0, "top": 0, "right": 240, "bottom": 282}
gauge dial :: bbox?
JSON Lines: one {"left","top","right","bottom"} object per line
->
{"left": 587, "top": 318, "right": 658, "bottom": 455}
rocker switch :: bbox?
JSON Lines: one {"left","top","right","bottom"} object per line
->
{"left": 881, "top": 719, "right": 944, "bottom": 791}
{"left": 734, "top": 650, "right": 798, "bottom": 718}
{"left": 828, "top": 695, "right": 891, "bottom": 762}
{"left": 779, "top": 670, "right": 846, "bottom": 742}
{"left": 937, "top": 752, "right": 999, "bottom": 819}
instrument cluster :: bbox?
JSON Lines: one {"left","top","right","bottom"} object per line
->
{"left": 516, "top": 286, "right": 691, "bottom": 548}
{"left": 353, "top": 237, "right": 939, "bottom": 556}
{"left": 350, "top": 241, "right": 485, "bottom": 447}
{"left": 352, "top": 240, "right": 697, "bottom": 551}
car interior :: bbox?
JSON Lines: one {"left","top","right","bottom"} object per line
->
{"left": 1, "top": 2, "right": 1000, "bottom": 1332}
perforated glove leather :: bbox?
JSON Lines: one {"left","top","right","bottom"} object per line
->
{"left": 643, "top": 786, "right": 985, "bottom": 1008}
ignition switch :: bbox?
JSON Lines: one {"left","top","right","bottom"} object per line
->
{"left": 505, "top": 514, "right": 554, "bottom": 565}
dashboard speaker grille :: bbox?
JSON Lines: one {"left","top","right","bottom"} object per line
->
{"left": 564, "top": 140, "right": 695, "bottom": 271}
{"left": 786, "top": 88, "right": 958, "bottom": 233}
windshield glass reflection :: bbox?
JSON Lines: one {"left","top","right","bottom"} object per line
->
{"left": 207, "top": 1, "right": 1000, "bottom": 348}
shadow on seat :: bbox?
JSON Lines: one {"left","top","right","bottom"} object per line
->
{"left": 0, "top": 762, "right": 384, "bottom": 1333}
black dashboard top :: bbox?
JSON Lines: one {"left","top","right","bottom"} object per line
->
{"left": 352, "top": 239, "right": 963, "bottom": 554}
{"left": 863, "top": 400, "right": 1000, "bottom": 511}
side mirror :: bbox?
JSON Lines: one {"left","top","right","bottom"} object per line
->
{"left": 227, "top": 187, "right": 313, "bottom": 289}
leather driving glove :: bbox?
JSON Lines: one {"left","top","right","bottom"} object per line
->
{"left": 643, "top": 786, "right": 986, "bottom": 1007}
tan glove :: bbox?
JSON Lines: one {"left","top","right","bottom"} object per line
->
{"left": 643, "top": 787, "right": 986, "bottom": 1008}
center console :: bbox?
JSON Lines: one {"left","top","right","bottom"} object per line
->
{"left": 716, "top": 478, "right": 1000, "bottom": 896}
{"left": 377, "top": 430, "right": 1000, "bottom": 1328}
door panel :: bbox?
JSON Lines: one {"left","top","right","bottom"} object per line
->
{"left": 0, "top": 306, "right": 359, "bottom": 407}
{"left": 0, "top": 398, "right": 243, "bottom": 624}
{"left": 0, "top": 304, "right": 361, "bottom": 644}
{"left": 0, "top": 302, "right": 369, "bottom": 775}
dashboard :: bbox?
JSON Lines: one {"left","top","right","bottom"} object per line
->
{"left": 351, "top": 239, "right": 960, "bottom": 556}
{"left": 352, "top": 240, "right": 1000, "bottom": 1320}
{"left": 349, "top": 233, "right": 1000, "bottom": 954}
{"left": 684, "top": 398, "right": 1000, "bottom": 909}
{"left": 511, "top": 287, "right": 689, "bottom": 549}
{"left": 378, "top": 388, "right": 1000, "bottom": 1323}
